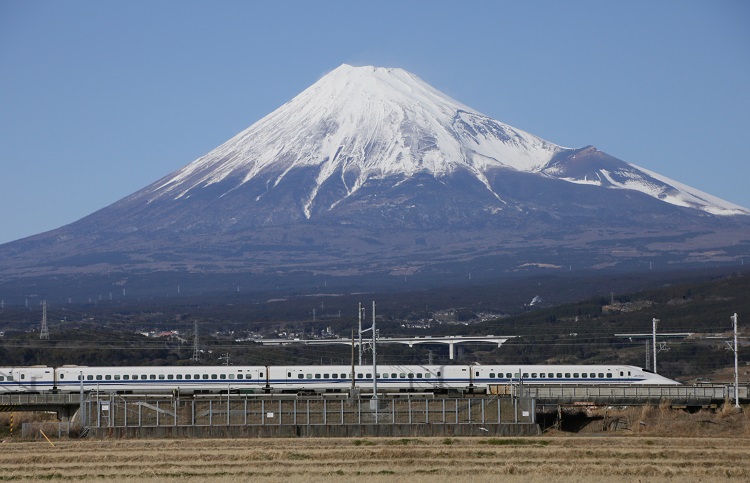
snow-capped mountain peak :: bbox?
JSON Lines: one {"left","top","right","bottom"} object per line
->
{"left": 146, "top": 64, "right": 561, "bottom": 215}
{"left": 140, "top": 64, "right": 747, "bottom": 218}
{"left": 3, "top": 64, "right": 749, "bottom": 290}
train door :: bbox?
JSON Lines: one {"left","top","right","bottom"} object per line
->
{"left": 17, "top": 368, "right": 44, "bottom": 393}
{"left": 283, "top": 367, "right": 304, "bottom": 392}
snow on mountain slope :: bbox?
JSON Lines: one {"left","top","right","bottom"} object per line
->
{"left": 140, "top": 64, "right": 747, "bottom": 218}
{"left": 145, "top": 65, "right": 560, "bottom": 212}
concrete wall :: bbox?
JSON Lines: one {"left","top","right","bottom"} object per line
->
{"left": 89, "top": 423, "right": 540, "bottom": 439}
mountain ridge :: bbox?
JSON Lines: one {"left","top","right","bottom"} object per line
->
{"left": 1, "top": 64, "right": 748, "bottom": 294}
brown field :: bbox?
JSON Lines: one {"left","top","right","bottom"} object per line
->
{"left": 1, "top": 404, "right": 750, "bottom": 481}
{"left": 0, "top": 435, "right": 749, "bottom": 482}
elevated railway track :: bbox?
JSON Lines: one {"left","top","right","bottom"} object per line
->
{"left": 0, "top": 384, "right": 746, "bottom": 420}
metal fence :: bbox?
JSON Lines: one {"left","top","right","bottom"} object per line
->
{"left": 21, "top": 421, "right": 72, "bottom": 439}
{"left": 81, "top": 395, "right": 535, "bottom": 429}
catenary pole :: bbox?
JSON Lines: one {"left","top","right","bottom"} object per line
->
{"left": 652, "top": 318, "right": 659, "bottom": 374}
{"left": 732, "top": 313, "right": 740, "bottom": 408}
{"left": 372, "top": 301, "right": 377, "bottom": 401}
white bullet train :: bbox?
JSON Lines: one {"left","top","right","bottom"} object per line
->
{"left": 0, "top": 364, "right": 679, "bottom": 395}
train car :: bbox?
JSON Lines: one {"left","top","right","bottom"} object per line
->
{"left": 0, "top": 364, "right": 680, "bottom": 395}
{"left": 0, "top": 366, "right": 55, "bottom": 393}
{"left": 271, "top": 364, "right": 454, "bottom": 393}
{"left": 471, "top": 365, "right": 680, "bottom": 386}
{"left": 55, "top": 365, "right": 267, "bottom": 394}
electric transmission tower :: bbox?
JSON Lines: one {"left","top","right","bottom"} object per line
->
{"left": 40, "top": 300, "right": 49, "bottom": 340}
{"left": 191, "top": 320, "right": 200, "bottom": 361}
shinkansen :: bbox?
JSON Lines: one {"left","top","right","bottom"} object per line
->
{"left": 0, "top": 364, "right": 679, "bottom": 395}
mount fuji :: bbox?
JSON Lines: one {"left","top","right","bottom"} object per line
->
{"left": 2, "top": 64, "right": 749, "bottom": 295}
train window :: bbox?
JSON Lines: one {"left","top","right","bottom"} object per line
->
{"left": 581, "top": 373, "right": 587, "bottom": 378}
{"left": 437, "top": 372, "right": 441, "bottom": 377}
{"left": 20, "top": 374, "right": 25, "bottom": 380}
{"left": 573, "top": 373, "right": 579, "bottom": 378}
{"left": 548, "top": 373, "right": 554, "bottom": 378}
{"left": 357, "top": 373, "right": 363, "bottom": 379}
{"left": 564, "top": 373, "right": 570, "bottom": 378}
{"left": 628, "top": 371, "right": 631, "bottom": 376}
{"left": 400, "top": 373, "right": 406, "bottom": 379}
{"left": 184, "top": 375, "right": 191, "bottom": 380}
{"left": 523, "top": 373, "right": 529, "bottom": 378}
{"left": 76, "top": 375, "right": 82, "bottom": 381}
{"left": 143, "top": 375, "right": 149, "bottom": 380}
{"left": 176, "top": 375, "right": 182, "bottom": 380}
{"left": 104, "top": 375, "right": 111, "bottom": 381}
{"left": 539, "top": 374, "right": 545, "bottom": 379}
{"left": 606, "top": 373, "right": 612, "bottom": 378}
{"left": 260, "top": 372, "right": 264, "bottom": 378}
{"left": 598, "top": 373, "right": 604, "bottom": 378}
{"left": 287, "top": 372, "right": 292, "bottom": 377}
{"left": 475, "top": 371, "right": 480, "bottom": 377}
{"left": 406, "top": 373, "right": 413, "bottom": 379}
{"left": 531, "top": 373, "right": 537, "bottom": 378}
{"left": 167, "top": 375, "right": 174, "bottom": 380}
{"left": 96, "top": 375, "right": 103, "bottom": 381}
{"left": 315, "top": 374, "right": 321, "bottom": 379}
{"left": 7, "top": 376, "right": 12, "bottom": 382}
{"left": 298, "top": 374, "right": 304, "bottom": 379}
{"left": 220, "top": 374, "right": 226, "bottom": 379}
{"left": 114, "top": 375, "right": 121, "bottom": 380}
{"left": 123, "top": 375, "right": 129, "bottom": 380}
{"left": 489, "top": 373, "right": 496, "bottom": 378}
{"left": 0, "top": 376, "right": 4, "bottom": 381}
{"left": 416, "top": 373, "right": 422, "bottom": 379}
{"left": 391, "top": 373, "right": 397, "bottom": 378}
{"left": 556, "top": 373, "right": 562, "bottom": 378}
{"left": 513, "top": 373, "right": 519, "bottom": 378}
{"left": 324, "top": 374, "right": 329, "bottom": 378}
{"left": 87, "top": 375, "right": 93, "bottom": 381}
{"left": 236, "top": 374, "right": 242, "bottom": 379}
{"left": 211, "top": 374, "right": 218, "bottom": 380}
{"left": 150, "top": 375, "right": 156, "bottom": 380}
{"left": 307, "top": 374, "right": 313, "bottom": 379}
{"left": 60, "top": 374, "right": 65, "bottom": 380}
{"left": 425, "top": 373, "right": 432, "bottom": 379}
{"left": 157, "top": 375, "right": 164, "bottom": 380}
{"left": 228, "top": 374, "right": 234, "bottom": 380}
{"left": 619, "top": 371, "right": 624, "bottom": 377}
{"left": 366, "top": 374, "right": 372, "bottom": 379}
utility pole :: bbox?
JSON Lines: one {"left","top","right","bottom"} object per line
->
{"left": 40, "top": 300, "right": 49, "bottom": 340}
{"left": 371, "top": 301, "right": 378, "bottom": 407}
{"left": 350, "top": 329, "right": 355, "bottom": 394}
{"left": 359, "top": 302, "right": 364, "bottom": 366}
{"left": 652, "top": 318, "right": 659, "bottom": 374}
{"left": 731, "top": 313, "right": 740, "bottom": 408}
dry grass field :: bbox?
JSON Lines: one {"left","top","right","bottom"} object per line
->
{"left": 1, "top": 404, "right": 750, "bottom": 481}
{"left": 0, "top": 435, "right": 749, "bottom": 481}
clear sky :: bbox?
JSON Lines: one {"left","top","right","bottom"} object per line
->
{"left": 1, "top": 0, "right": 748, "bottom": 244}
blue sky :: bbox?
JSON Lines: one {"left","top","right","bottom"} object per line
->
{"left": 1, "top": 0, "right": 748, "bottom": 244}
